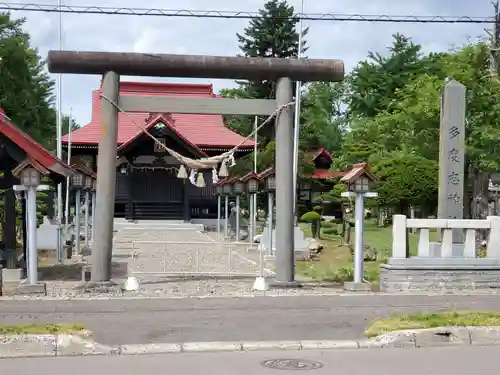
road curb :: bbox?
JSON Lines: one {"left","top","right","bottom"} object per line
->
{"left": 3, "top": 327, "right": 500, "bottom": 358}
{"left": 113, "top": 340, "right": 366, "bottom": 355}
{"left": 6, "top": 291, "right": 500, "bottom": 301}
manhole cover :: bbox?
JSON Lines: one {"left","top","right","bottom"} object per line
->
{"left": 261, "top": 359, "right": 323, "bottom": 370}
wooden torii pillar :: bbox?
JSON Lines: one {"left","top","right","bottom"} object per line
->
{"left": 47, "top": 51, "right": 344, "bottom": 287}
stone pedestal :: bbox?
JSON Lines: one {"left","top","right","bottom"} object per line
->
{"left": 16, "top": 282, "right": 47, "bottom": 295}
{"left": 344, "top": 281, "right": 372, "bottom": 292}
{"left": 380, "top": 258, "right": 500, "bottom": 293}
{"left": 261, "top": 226, "right": 311, "bottom": 260}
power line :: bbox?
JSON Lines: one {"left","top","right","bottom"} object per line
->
{"left": 0, "top": 2, "right": 495, "bottom": 24}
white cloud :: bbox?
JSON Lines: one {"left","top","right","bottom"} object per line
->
{"left": 5, "top": 0, "right": 495, "bottom": 126}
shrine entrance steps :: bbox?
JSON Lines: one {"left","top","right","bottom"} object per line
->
{"left": 113, "top": 218, "right": 204, "bottom": 232}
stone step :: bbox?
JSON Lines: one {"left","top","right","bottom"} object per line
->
{"left": 115, "top": 224, "right": 205, "bottom": 231}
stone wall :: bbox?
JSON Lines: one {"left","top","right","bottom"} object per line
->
{"left": 380, "top": 264, "right": 500, "bottom": 293}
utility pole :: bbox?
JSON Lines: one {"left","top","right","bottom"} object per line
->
{"left": 292, "top": 0, "right": 306, "bottom": 223}
{"left": 487, "top": 1, "right": 500, "bottom": 79}
{"left": 493, "top": 2, "right": 500, "bottom": 218}
{"left": 56, "top": 0, "right": 64, "bottom": 224}
{"left": 491, "top": 3, "right": 500, "bottom": 216}
{"left": 480, "top": 1, "right": 500, "bottom": 222}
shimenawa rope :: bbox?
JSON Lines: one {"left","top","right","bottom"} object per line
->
{"left": 100, "top": 94, "right": 294, "bottom": 187}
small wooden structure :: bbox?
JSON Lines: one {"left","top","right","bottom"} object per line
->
{"left": 0, "top": 107, "right": 73, "bottom": 267}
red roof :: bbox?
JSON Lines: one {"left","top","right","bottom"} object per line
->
{"left": 71, "top": 157, "right": 97, "bottom": 178}
{"left": 312, "top": 147, "right": 333, "bottom": 162}
{"left": 117, "top": 113, "right": 207, "bottom": 156}
{"left": 63, "top": 81, "right": 255, "bottom": 149}
{"left": 0, "top": 108, "right": 73, "bottom": 177}
{"left": 341, "top": 162, "right": 378, "bottom": 183}
{"left": 311, "top": 169, "right": 345, "bottom": 179}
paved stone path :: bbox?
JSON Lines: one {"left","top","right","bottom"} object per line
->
{"left": 115, "top": 229, "right": 263, "bottom": 278}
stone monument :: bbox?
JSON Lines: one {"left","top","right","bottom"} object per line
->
{"left": 430, "top": 79, "right": 466, "bottom": 257}
{"left": 380, "top": 79, "right": 500, "bottom": 292}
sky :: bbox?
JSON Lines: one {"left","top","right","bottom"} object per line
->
{"left": 5, "top": 0, "right": 497, "bottom": 126}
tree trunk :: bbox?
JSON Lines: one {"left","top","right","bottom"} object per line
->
{"left": 311, "top": 221, "right": 320, "bottom": 239}
{"left": 345, "top": 223, "right": 352, "bottom": 247}
{"left": 470, "top": 165, "right": 489, "bottom": 246}
{"left": 398, "top": 201, "right": 409, "bottom": 215}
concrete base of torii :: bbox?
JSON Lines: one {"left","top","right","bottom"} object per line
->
{"left": 1, "top": 268, "right": 46, "bottom": 296}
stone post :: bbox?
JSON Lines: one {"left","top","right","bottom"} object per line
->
{"left": 26, "top": 185, "right": 37, "bottom": 284}
{"left": 84, "top": 190, "right": 90, "bottom": 248}
{"left": 274, "top": 77, "right": 295, "bottom": 284}
{"left": 91, "top": 71, "right": 120, "bottom": 282}
{"left": 437, "top": 80, "right": 466, "bottom": 247}
{"left": 74, "top": 189, "right": 81, "bottom": 255}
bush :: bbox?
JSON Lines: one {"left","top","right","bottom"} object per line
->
{"left": 301, "top": 211, "right": 321, "bottom": 223}
{"left": 323, "top": 227, "right": 339, "bottom": 236}
{"left": 329, "top": 266, "right": 354, "bottom": 283}
{"left": 313, "top": 205, "right": 323, "bottom": 214}
{"left": 321, "top": 221, "right": 335, "bottom": 228}
{"left": 301, "top": 211, "right": 321, "bottom": 238}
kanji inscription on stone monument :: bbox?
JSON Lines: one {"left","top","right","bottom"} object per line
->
{"left": 438, "top": 79, "right": 466, "bottom": 243}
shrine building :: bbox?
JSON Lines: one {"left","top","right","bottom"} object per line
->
{"left": 62, "top": 81, "right": 254, "bottom": 221}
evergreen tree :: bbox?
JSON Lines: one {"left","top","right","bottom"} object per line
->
{"left": 230, "top": 0, "right": 307, "bottom": 143}
{"left": 0, "top": 13, "right": 56, "bottom": 148}
{"left": 237, "top": 0, "right": 307, "bottom": 99}
{"left": 62, "top": 114, "right": 80, "bottom": 136}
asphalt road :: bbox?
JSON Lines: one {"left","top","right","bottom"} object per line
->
{"left": 1, "top": 294, "right": 500, "bottom": 345}
{"left": 2, "top": 346, "right": 498, "bottom": 374}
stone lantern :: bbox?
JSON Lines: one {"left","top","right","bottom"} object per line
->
{"left": 299, "top": 181, "right": 312, "bottom": 202}
{"left": 340, "top": 163, "right": 378, "bottom": 292}
{"left": 70, "top": 171, "right": 85, "bottom": 255}
{"left": 82, "top": 175, "right": 93, "bottom": 251}
{"left": 84, "top": 175, "right": 92, "bottom": 190}
{"left": 20, "top": 168, "right": 41, "bottom": 187}
{"left": 213, "top": 180, "right": 224, "bottom": 238}
{"left": 222, "top": 178, "right": 233, "bottom": 196}
{"left": 91, "top": 179, "right": 97, "bottom": 245}
{"left": 214, "top": 182, "right": 224, "bottom": 196}
{"left": 232, "top": 178, "right": 245, "bottom": 196}
{"left": 230, "top": 178, "right": 244, "bottom": 241}
{"left": 241, "top": 172, "right": 261, "bottom": 243}
{"left": 19, "top": 167, "right": 41, "bottom": 287}
{"left": 257, "top": 168, "right": 276, "bottom": 256}
{"left": 219, "top": 178, "right": 233, "bottom": 238}
{"left": 348, "top": 175, "right": 370, "bottom": 194}
{"left": 263, "top": 173, "right": 276, "bottom": 192}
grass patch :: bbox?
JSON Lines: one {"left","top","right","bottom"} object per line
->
{"left": 0, "top": 323, "right": 86, "bottom": 335}
{"left": 296, "top": 221, "right": 387, "bottom": 284}
{"left": 365, "top": 311, "right": 500, "bottom": 337}
{"left": 296, "top": 219, "right": 440, "bottom": 285}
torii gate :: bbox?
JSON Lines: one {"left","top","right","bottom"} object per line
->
{"left": 47, "top": 51, "right": 345, "bottom": 287}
